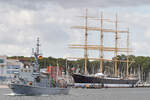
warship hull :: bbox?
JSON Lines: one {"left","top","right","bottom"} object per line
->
{"left": 9, "top": 83, "right": 70, "bottom": 95}
{"left": 72, "top": 74, "right": 139, "bottom": 87}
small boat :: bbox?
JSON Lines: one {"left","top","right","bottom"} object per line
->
{"left": 8, "top": 38, "right": 70, "bottom": 95}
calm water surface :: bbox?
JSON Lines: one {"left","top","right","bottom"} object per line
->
{"left": 1, "top": 88, "right": 150, "bottom": 100}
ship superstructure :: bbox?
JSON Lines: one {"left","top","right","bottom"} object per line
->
{"left": 69, "top": 9, "right": 138, "bottom": 87}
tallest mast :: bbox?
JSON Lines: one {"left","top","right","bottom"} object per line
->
{"left": 33, "top": 37, "right": 41, "bottom": 73}
{"left": 84, "top": 8, "right": 88, "bottom": 75}
{"left": 100, "top": 12, "right": 104, "bottom": 73}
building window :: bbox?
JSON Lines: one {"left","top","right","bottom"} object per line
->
{"left": 7, "top": 71, "right": 12, "bottom": 74}
{"left": 0, "top": 59, "right": 4, "bottom": 63}
{"left": 7, "top": 65, "right": 20, "bottom": 69}
{"left": 7, "top": 70, "right": 19, "bottom": 74}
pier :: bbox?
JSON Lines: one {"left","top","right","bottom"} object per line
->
{"left": 69, "top": 82, "right": 150, "bottom": 88}
{"left": 73, "top": 83, "right": 102, "bottom": 89}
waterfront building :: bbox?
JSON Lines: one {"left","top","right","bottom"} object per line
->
{"left": 0, "top": 55, "right": 23, "bottom": 83}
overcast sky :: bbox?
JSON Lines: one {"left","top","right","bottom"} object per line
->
{"left": 0, "top": 0, "right": 150, "bottom": 58}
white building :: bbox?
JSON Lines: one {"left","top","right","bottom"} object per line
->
{"left": 0, "top": 55, "right": 7, "bottom": 75}
{"left": 0, "top": 55, "right": 23, "bottom": 83}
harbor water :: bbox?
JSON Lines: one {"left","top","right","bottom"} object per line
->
{"left": 1, "top": 87, "right": 150, "bottom": 100}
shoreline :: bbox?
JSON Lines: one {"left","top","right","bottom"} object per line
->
{"left": 0, "top": 85, "right": 9, "bottom": 88}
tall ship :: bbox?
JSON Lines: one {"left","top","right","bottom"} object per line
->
{"left": 8, "top": 38, "right": 70, "bottom": 95}
{"left": 69, "top": 9, "right": 139, "bottom": 88}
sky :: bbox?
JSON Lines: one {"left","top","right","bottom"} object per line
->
{"left": 0, "top": 0, "right": 150, "bottom": 58}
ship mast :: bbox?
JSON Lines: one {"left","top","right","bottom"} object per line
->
{"left": 99, "top": 12, "right": 104, "bottom": 73}
{"left": 126, "top": 28, "right": 129, "bottom": 77}
{"left": 114, "top": 14, "right": 118, "bottom": 77}
{"left": 69, "top": 9, "right": 133, "bottom": 77}
{"left": 33, "top": 37, "right": 41, "bottom": 72}
{"left": 84, "top": 8, "right": 88, "bottom": 75}
{"left": 36, "top": 37, "right": 40, "bottom": 56}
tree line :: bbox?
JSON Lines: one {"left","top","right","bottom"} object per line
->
{"left": 8, "top": 55, "right": 150, "bottom": 82}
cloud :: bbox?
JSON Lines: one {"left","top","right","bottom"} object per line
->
{"left": 132, "top": 42, "right": 150, "bottom": 56}
{"left": 0, "top": 0, "right": 149, "bottom": 58}
{"left": 0, "top": 1, "right": 81, "bottom": 57}
{"left": 50, "top": 0, "right": 150, "bottom": 8}
{"left": 1, "top": 0, "right": 150, "bottom": 10}
{"left": 0, "top": 0, "right": 50, "bottom": 10}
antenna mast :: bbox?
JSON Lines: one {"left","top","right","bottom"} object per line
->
{"left": 36, "top": 37, "right": 40, "bottom": 56}
{"left": 34, "top": 37, "right": 41, "bottom": 72}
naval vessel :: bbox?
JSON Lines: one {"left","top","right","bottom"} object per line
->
{"left": 9, "top": 38, "right": 70, "bottom": 95}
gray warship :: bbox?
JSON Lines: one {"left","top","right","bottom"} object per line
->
{"left": 8, "top": 38, "right": 70, "bottom": 95}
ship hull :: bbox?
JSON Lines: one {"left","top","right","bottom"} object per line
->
{"left": 8, "top": 83, "right": 70, "bottom": 95}
{"left": 72, "top": 74, "right": 139, "bottom": 87}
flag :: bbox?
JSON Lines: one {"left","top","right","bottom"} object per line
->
{"left": 38, "top": 56, "right": 43, "bottom": 59}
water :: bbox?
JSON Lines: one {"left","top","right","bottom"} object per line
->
{"left": 1, "top": 88, "right": 150, "bottom": 100}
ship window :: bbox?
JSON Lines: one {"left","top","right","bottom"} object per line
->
{"left": 7, "top": 65, "right": 20, "bottom": 69}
